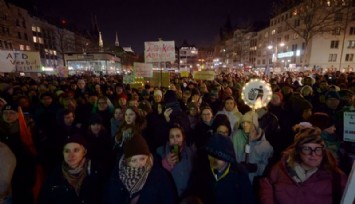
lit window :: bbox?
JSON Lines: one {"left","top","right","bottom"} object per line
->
{"left": 26, "top": 45, "right": 30, "bottom": 50}
{"left": 38, "top": 37, "right": 44, "bottom": 44}
{"left": 33, "top": 36, "right": 37, "bottom": 43}
{"left": 272, "top": 30, "right": 276, "bottom": 35}
{"left": 32, "top": 26, "right": 36, "bottom": 32}
{"left": 19, "top": 44, "right": 24, "bottom": 50}
{"left": 37, "top": 27, "right": 41, "bottom": 32}
{"left": 348, "top": 40, "right": 355, "bottom": 48}
{"left": 345, "top": 54, "right": 354, "bottom": 62}
{"left": 53, "top": 50, "right": 57, "bottom": 55}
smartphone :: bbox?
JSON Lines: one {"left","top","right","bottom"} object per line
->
{"left": 170, "top": 144, "right": 180, "bottom": 161}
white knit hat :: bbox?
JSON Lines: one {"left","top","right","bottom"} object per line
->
{"left": 241, "top": 111, "right": 259, "bottom": 129}
{"left": 154, "top": 89, "right": 162, "bottom": 97}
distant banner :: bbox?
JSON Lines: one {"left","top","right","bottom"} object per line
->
{"left": 344, "top": 112, "right": 355, "bottom": 142}
{"left": 134, "top": 62, "right": 153, "bottom": 77}
{"left": 192, "top": 71, "right": 216, "bottom": 81}
{"left": 57, "top": 66, "right": 69, "bottom": 77}
{"left": 0, "top": 51, "right": 41, "bottom": 72}
{"left": 144, "top": 41, "right": 175, "bottom": 63}
{"left": 180, "top": 71, "right": 189, "bottom": 78}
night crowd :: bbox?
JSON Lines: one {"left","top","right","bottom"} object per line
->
{"left": 0, "top": 70, "right": 354, "bottom": 204}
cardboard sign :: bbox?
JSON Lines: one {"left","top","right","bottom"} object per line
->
{"left": 344, "top": 112, "right": 355, "bottom": 142}
{"left": 341, "top": 162, "right": 355, "bottom": 204}
{"left": 144, "top": 41, "right": 175, "bottom": 63}
{"left": 57, "top": 66, "right": 68, "bottom": 77}
{"left": 134, "top": 62, "right": 153, "bottom": 77}
{"left": 151, "top": 71, "right": 170, "bottom": 87}
{"left": 192, "top": 70, "right": 215, "bottom": 81}
{"left": 0, "top": 51, "right": 41, "bottom": 72}
{"left": 180, "top": 71, "right": 189, "bottom": 78}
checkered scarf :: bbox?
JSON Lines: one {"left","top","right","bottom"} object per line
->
{"left": 118, "top": 154, "right": 153, "bottom": 198}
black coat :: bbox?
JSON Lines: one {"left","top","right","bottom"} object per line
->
{"left": 104, "top": 158, "right": 177, "bottom": 204}
{"left": 39, "top": 160, "right": 104, "bottom": 204}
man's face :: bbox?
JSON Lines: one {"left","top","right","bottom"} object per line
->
{"left": 326, "top": 98, "right": 340, "bottom": 110}
{"left": 208, "top": 155, "right": 228, "bottom": 171}
{"left": 64, "top": 112, "right": 75, "bottom": 126}
{"left": 224, "top": 99, "right": 235, "bottom": 112}
{"left": 41, "top": 96, "right": 53, "bottom": 107}
{"left": 77, "top": 80, "right": 86, "bottom": 89}
{"left": 2, "top": 110, "right": 18, "bottom": 124}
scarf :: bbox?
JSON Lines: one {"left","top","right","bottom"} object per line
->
{"left": 62, "top": 158, "right": 88, "bottom": 196}
{"left": 118, "top": 155, "right": 153, "bottom": 198}
{"left": 289, "top": 162, "right": 318, "bottom": 183}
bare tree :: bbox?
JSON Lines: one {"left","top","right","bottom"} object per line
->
{"left": 274, "top": 0, "right": 352, "bottom": 69}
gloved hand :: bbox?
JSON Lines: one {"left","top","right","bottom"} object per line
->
{"left": 240, "top": 162, "right": 258, "bottom": 173}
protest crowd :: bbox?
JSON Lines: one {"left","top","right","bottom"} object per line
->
{"left": 0, "top": 69, "right": 354, "bottom": 204}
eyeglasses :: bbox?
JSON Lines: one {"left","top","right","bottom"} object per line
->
{"left": 300, "top": 146, "right": 324, "bottom": 156}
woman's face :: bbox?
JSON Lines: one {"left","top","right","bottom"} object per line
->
{"left": 63, "top": 143, "right": 87, "bottom": 169}
{"left": 125, "top": 109, "right": 137, "bottom": 125}
{"left": 98, "top": 99, "right": 108, "bottom": 110}
{"left": 201, "top": 109, "right": 213, "bottom": 123}
{"left": 119, "top": 97, "right": 127, "bottom": 106}
{"left": 114, "top": 108, "right": 123, "bottom": 120}
{"left": 299, "top": 143, "right": 324, "bottom": 170}
{"left": 126, "top": 155, "right": 148, "bottom": 168}
{"left": 90, "top": 123, "right": 102, "bottom": 135}
{"left": 242, "top": 121, "right": 252, "bottom": 134}
{"left": 169, "top": 128, "right": 184, "bottom": 146}
{"left": 216, "top": 125, "right": 229, "bottom": 137}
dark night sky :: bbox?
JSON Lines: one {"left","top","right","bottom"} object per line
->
{"left": 34, "top": 0, "right": 273, "bottom": 54}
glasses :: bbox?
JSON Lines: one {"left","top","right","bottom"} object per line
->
{"left": 300, "top": 146, "right": 324, "bottom": 156}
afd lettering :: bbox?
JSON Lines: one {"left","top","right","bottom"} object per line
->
{"left": 6, "top": 53, "right": 29, "bottom": 64}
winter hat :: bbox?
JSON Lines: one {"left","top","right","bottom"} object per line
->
{"left": 64, "top": 133, "right": 88, "bottom": 149}
{"left": 164, "top": 90, "right": 178, "bottom": 104}
{"left": 325, "top": 91, "right": 340, "bottom": 100}
{"left": 294, "top": 127, "right": 324, "bottom": 148}
{"left": 309, "top": 112, "right": 333, "bottom": 130}
{"left": 241, "top": 111, "right": 259, "bottom": 128}
{"left": 88, "top": 114, "right": 103, "bottom": 125}
{"left": 3, "top": 103, "right": 18, "bottom": 112}
{"left": 205, "top": 133, "right": 236, "bottom": 163}
{"left": 154, "top": 89, "right": 163, "bottom": 97}
{"left": 124, "top": 135, "right": 150, "bottom": 159}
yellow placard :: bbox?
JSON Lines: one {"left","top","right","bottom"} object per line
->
{"left": 180, "top": 71, "right": 189, "bottom": 78}
{"left": 192, "top": 71, "right": 215, "bottom": 81}
{"left": 151, "top": 72, "right": 170, "bottom": 87}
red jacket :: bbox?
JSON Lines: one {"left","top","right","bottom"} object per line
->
{"left": 259, "top": 157, "right": 347, "bottom": 204}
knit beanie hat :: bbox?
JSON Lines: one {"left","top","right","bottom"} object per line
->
{"left": 205, "top": 133, "right": 236, "bottom": 163}
{"left": 294, "top": 127, "right": 324, "bottom": 148}
{"left": 154, "top": 90, "right": 162, "bottom": 97}
{"left": 309, "top": 112, "right": 333, "bottom": 130}
{"left": 124, "top": 135, "right": 150, "bottom": 159}
{"left": 241, "top": 111, "right": 259, "bottom": 128}
{"left": 64, "top": 133, "right": 88, "bottom": 149}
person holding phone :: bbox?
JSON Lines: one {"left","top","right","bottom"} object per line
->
{"left": 156, "top": 123, "right": 196, "bottom": 198}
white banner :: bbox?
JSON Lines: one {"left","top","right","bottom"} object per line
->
{"left": 144, "top": 41, "right": 175, "bottom": 63}
{"left": 0, "top": 51, "right": 41, "bottom": 72}
{"left": 134, "top": 62, "right": 153, "bottom": 77}
{"left": 344, "top": 112, "right": 355, "bottom": 142}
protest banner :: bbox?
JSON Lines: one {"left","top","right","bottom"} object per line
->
{"left": 134, "top": 62, "right": 153, "bottom": 77}
{"left": 344, "top": 112, "right": 355, "bottom": 142}
{"left": 192, "top": 70, "right": 215, "bottom": 81}
{"left": 0, "top": 51, "right": 41, "bottom": 72}
{"left": 144, "top": 41, "right": 175, "bottom": 63}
